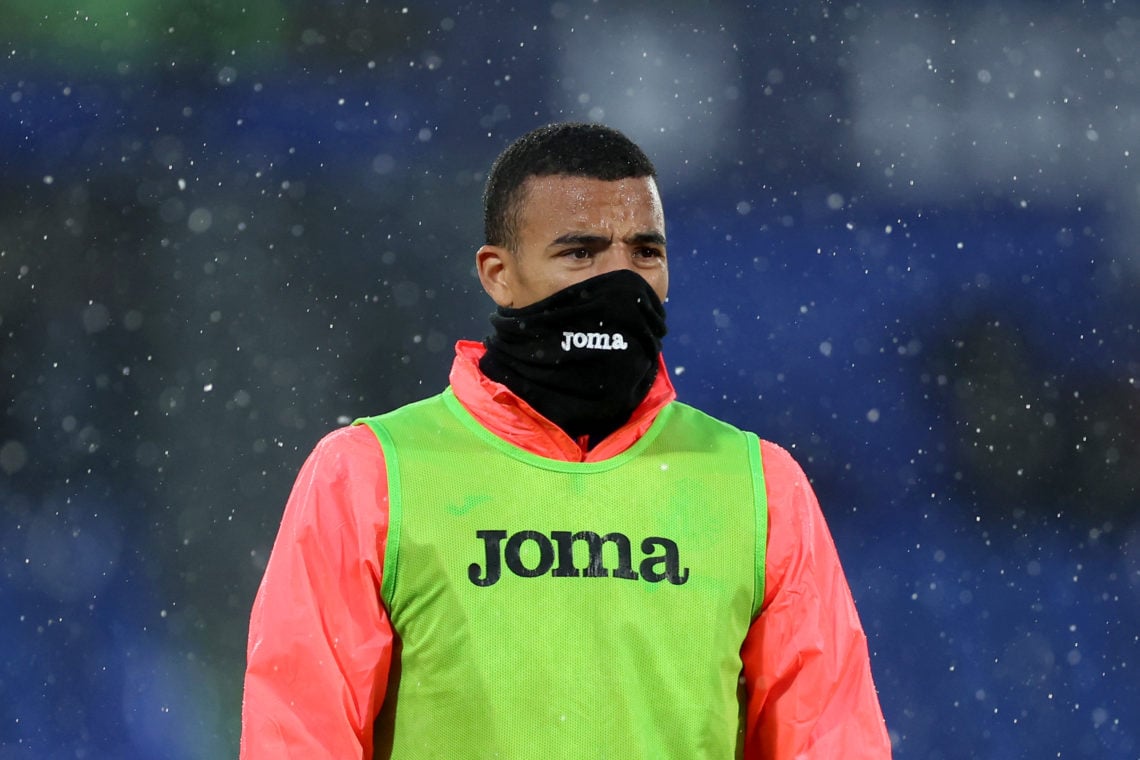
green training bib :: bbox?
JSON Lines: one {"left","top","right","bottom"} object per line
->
{"left": 357, "top": 389, "right": 767, "bottom": 759}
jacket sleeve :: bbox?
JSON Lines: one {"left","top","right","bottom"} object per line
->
{"left": 240, "top": 424, "right": 394, "bottom": 759}
{"left": 741, "top": 441, "right": 891, "bottom": 759}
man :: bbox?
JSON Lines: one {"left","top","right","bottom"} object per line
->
{"left": 241, "top": 123, "right": 891, "bottom": 758}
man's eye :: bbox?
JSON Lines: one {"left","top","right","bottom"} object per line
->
{"left": 636, "top": 248, "right": 664, "bottom": 258}
{"left": 564, "top": 249, "right": 592, "bottom": 259}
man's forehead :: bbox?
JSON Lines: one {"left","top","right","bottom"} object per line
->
{"left": 519, "top": 175, "right": 664, "bottom": 217}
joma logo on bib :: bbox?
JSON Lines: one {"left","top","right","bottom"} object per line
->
{"left": 469, "top": 529, "right": 689, "bottom": 587}
{"left": 560, "top": 331, "right": 628, "bottom": 351}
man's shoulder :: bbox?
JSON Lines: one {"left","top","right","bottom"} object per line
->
{"left": 309, "top": 422, "right": 385, "bottom": 461}
{"left": 310, "top": 393, "right": 449, "bottom": 458}
{"left": 664, "top": 401, "right": 759, "bottom": 439}
{"left": 353, "top": 390, "right": 451, "bottom": 427}
{"left": 665, "top": 400, "right": 746, "bottom": 434}
{"left": 666, "top": 402, "right": 805, "bottom": 476}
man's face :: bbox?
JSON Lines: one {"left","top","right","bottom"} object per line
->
{"left": 477, "top": 175, "right": 668, "bottom": 309}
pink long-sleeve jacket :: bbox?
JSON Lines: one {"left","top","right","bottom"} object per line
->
{"left": 240, "top": 340, "right": 891, "bottom": 759}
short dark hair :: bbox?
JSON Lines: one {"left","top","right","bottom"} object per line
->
{"left": 483, "top": 123, "right": 657, "bottom": 249}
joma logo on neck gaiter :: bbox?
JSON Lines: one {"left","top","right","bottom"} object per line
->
{"left": 560, "top": 332, "right": 629, "bottom": 351}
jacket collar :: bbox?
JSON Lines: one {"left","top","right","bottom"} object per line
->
{"left": 448, "top": 340, "right": 677, "bottom": 463}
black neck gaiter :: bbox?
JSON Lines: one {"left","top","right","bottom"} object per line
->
{"left": 480, "top": 269, "right": 668, "bottom": 445}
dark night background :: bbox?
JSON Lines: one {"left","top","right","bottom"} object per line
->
{"left": 2, "top": 2, "right": 1138, "bottom": 758}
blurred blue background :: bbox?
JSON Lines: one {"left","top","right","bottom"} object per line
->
{"left": 1, "top": 1, "right": 1137, "bottom": 757}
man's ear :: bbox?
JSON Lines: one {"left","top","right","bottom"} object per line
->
{"left": 475, "top": 245, "right": 514, "bottom": 307}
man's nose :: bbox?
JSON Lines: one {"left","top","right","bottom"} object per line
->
{"left": 596, "top": 246, "right": 639, "bottom": 274}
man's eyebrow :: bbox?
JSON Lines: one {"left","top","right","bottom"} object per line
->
{"left": 626, "top": 231, "right": 667, "bottom": 246}
{"left": 548, "top": 233, "right": 613, "bottom": 247}
{"left": 547, "top": 231, "right": 667, "bottom": 247}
